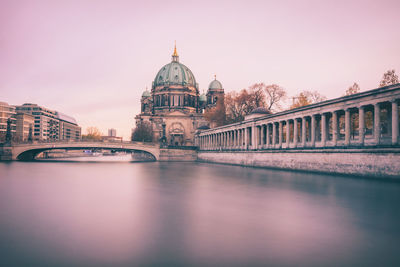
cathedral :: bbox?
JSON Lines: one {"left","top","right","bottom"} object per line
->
{"left": 135, "top": 45, "right": 225, "bottom": 146}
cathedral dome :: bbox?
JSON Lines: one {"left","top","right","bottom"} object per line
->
{"left": 142, "top": 89, "right": 151, "bottom": 97}
{"left": 199, "top": 93, "right": 207, "bottom": 102}
{"left": 153, "top": 46, "right": 197, "bottom": 89}
{"left": 208, "top": 77, "right": 223, "bottom": 90}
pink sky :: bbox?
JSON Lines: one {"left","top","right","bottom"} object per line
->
{"left": 1, "top": 0, "right": 400, "bottom": 140}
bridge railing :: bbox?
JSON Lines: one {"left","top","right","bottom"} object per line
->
{"left": 2, "top": 139, "right": 157, "bottom": 146}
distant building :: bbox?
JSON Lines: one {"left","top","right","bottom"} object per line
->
{"left": 15, "top": 112, "right": 34, "bottom": 142}
{"left": 108, "top": 128, "right": 116, "bottom": 137}
{"left": 15, "top": 103, "right": 81, "bottom": 141}
{"left": 0, "top": 102, "right": 16, "bottom": 142}
{"left": 57, "top": 112, "right": 81, "bottom": 141}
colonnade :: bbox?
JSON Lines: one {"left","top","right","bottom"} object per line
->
{"left": 197, "top": 93, "right": 400, "bottom": 151}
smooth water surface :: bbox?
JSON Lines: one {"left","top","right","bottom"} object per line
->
{"left": 0, "top": 161, "right": 400, "bottom": 266}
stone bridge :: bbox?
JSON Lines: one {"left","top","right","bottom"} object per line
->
{"left": 6, "top": 141, "right": 161, "bottom": 161}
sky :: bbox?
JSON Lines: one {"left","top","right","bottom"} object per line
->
{"left": 1, "top": 0, "right": 400, "bottom": 140}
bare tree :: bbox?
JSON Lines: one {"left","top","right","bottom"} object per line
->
{"left": 264, "top": 84, "right": 286, "bottom": 111}
{"left": 345, "top": 83, "right": 361, "bottom": 96}
{"left": 379, "top": 69, "right": 399, "bottom": 87}
{"left": 290, "top": 90, "right": 326, "bottom": 109}
{"left": 248, "top": 83, "right": 266, "bottom": 108}
{"left": 82, "top": 127, "right": 102, "bottom": 140}
{"left": 132, "top": 121, "right": 153, "bottom": 142}
{"left": 225, "top": 91, "right": 249, "bottom": 123}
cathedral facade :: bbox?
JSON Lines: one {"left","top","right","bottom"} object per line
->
{"left": 135, "top": 46, "right": 225, "bottom": 146}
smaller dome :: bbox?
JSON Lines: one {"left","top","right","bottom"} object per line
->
{"left": 251, "top": 107, "right": 271, "bottom": 114}
{"left": 197, "top": 125, "right": 210, "bottom": 130}
{"left": 142, "top": 90, "right": 151, "bottom": 98}
{"left": 209, "top": 79, "right": 223, "bottom": 90}
{"left": 199, "top": 93, "right": 207, "bottom": 102}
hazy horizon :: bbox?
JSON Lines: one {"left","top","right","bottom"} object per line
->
{"left": 1, "top": 0, "right": 400, "bottom": 139}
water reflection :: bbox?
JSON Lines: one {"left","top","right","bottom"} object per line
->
{"left": 0, "top": 162, "right": 399, "bottom": 266}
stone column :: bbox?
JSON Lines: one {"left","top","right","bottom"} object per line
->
{"left": 241, "top": 129, "right": 244, "bottom": 149}
{"left": 231, "top": 130, "right": 234, "bottom": 148}
{"left": 359, "top": 107, "right": 365, "bottom": 145}
{"left": 332, "top": 112, "right": 338, "bottom": 146}
{"left": 272, "top": 123, "right": 277, "bottom": 146}
{"left": 266, "top": 124, "right": 270, "bottom": 147}
{"left": 311, "top": 115, "right": 316, "bottom": 147}
{"left": 261, "top": 125, "right": 265, "bottom": 148}
{"left": 244, "top": 128, "right": 248, "bottom": 149}
{"left": 278, "top": 121, "right": 283, "bottom": 148}
{"left": 236, "top": 130, "right": 239, "bottom": 148}
{"left": 302, "top": 117, "right": 306, "bottom": 147}
{"left": 286, "top": 120, "right": 290, "bottom": 148}
{"left": 345, "top": 109, "right": 351, "bottom": 146}
{"left": 392, "top": 100, "right": 399, "bottom": 144}
{"left": 251, "top": 125, "right": 257, "bottom": 149}
{"left": 374, "top": 103, "right": 380, "bottom": 144}
{"left": 321, "top": 113, "right": 326, "bottom": 147}
{"left": 228, "top": 132, "right": 230, "bottom": 148}
{"left": 293, "top": 119, "right": 298, "bottom": 147}
{"left": 231, "top": 131, "right": 234, "bottom": 148}
{"left": 212, "top": 134, "right": 215, "bottom": 150}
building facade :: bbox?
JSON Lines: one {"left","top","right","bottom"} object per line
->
{"left": 57, "top": 112, "right": 81, "bottom": 141}
{"left": 0, "top": 102, "right": 16, "bottom": 142}
{"left": 15, "top": 103, "right": 81, "bottom": 141}
{"left": 135, "top": 46, "right": 225, "bottom": 145}
{"left": 15, "top": 112, "right": 34, "bottom": 142}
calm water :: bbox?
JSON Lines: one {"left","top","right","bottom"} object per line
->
{"left": 0, "top": 160, "right": 400, "bottom": 267}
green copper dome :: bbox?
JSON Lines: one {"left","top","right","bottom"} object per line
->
{"left": 142, "top": 89, "right": 151, "bottom": 97}
{"left": 208, "top": 78, "right": 223, "bottom": 90}
{"left": 153, "top": 47, "right": 197, "bottom": 88}
{"left": 199, "top": 93, "right": 207, "bottom": 102}
{"left": 154, "top": 62, "right": 197, "bottom": 88}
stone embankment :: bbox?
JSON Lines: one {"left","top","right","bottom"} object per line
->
{"left": 198, "top": 148, "right": 400, "bottom": 178}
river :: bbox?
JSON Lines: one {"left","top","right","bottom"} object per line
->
{"left": 0, "top": 160, "right": 400, "bottom": 266}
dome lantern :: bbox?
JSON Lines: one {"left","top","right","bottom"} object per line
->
{"left": 172, "top": 41, "right": 179, "bottom": 62}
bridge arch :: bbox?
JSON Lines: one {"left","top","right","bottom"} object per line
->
{"left": 12, "top": 142, "right": 160, "bottom": 161}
